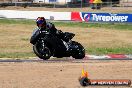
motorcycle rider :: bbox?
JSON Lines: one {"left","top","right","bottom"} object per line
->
{"left": 30, "top": 17, "right": 85, "bottom": 59}
{"left": 30, "top": 17, "right": 69, "bottom": 50}
{"left": 30, "top": 17, "right": 64, "bottom": 44}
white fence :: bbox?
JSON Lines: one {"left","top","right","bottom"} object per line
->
{"left": 0, "top": 10, "right": 71, "bottom": 20}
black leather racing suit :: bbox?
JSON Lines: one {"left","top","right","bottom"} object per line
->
{"left": 30, "top": 22, "right": 63, "bottom": 45}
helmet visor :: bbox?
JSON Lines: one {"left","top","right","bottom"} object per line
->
{"left": 37, "top": 20, "right": 44, "bottom": 24}
{"left": 37, "top": 20, "right": 45, "bottom": 27}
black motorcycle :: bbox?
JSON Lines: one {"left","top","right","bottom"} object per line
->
{"left": 30, "top": 29, "right": 85, "bottom": 60}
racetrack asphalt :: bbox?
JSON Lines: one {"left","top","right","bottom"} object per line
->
{"left": 0, "top": 57, "right": 132, "bottom": 63}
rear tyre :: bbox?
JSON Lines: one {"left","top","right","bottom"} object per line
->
{"left": 72, "top": 41, "right": 85, "bottom": 59}
{"left": 33, "top": 42, "right": 52, "bottom": 60}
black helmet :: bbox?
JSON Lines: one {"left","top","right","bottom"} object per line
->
{"left": 36, "top": 17, "right": 46, "bottom": 28}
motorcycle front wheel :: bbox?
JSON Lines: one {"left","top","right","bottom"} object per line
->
{"left": 71, "top": 41, "right": 85, "bottom": 59}
{"left": 33, "top": 42, "right": 52, "bottom": 60}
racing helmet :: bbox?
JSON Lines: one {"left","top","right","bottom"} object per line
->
{"left": 36, "top": 17, "right": 46, "bottom": 28}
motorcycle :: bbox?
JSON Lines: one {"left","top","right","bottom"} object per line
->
{"left": 30, "top": 29, "right": 85, "bottom": 60}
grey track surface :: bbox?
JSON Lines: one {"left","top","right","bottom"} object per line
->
{"left": 0, "top": 58, "right": 131, "bottom": 63}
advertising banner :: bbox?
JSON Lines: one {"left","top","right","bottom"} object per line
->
{"left": 71, "top": 12, "right": 132, "bottom": 23}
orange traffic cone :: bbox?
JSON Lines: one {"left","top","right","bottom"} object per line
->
{"left": 79, "top": 68, "right": 91, "bottom": 86}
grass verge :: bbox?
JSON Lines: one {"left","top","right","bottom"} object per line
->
{"left": 86, "top": 47, "right": 132, "bottom": 55}
{"left": 0, "top": 19, "right": 132, "bottom": 30}
{"left": 0, "top": 19, "right": 132, "bottom": 58}
{"left": 0, "top": 47, "right": 132, "bottom": 59}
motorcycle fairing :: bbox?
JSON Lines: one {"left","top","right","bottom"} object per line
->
{"left": 30, "top": 29, "right": 40, "bottom": 45}
{"left": 39, "top": 33, "right": 67, "bottom": 57}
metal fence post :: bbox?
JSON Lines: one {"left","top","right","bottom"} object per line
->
{"left": 66, "top": 0, "right": 68, "bottom": 8}
{"left": 53, "top": 0, "right": 55, "bottom": 8}
{"left": 81, "top": 0, "right": 82, "bottom": 8}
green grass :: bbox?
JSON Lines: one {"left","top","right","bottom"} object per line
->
{"left": 54, "top": 22, "right": 132, "bottom": 30}
{"left": 86, "top": 47, "right": 132, "bottom": 55}
{"left": 0, "top": 47, "right": 132, "bottom": 58}
{"left": 0, "top": 52, "right": 35, "bottom": 59}
{"left": 0, "top": 19, "right": 132, "bottom": 58}
{"left": 0, "top": 19, "right": 35, "bottom": 25}
{"left": 0, "top": 19, "right": 132, "bottom": 30}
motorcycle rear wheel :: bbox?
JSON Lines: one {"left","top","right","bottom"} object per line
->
{"left": 33, "top": 42, "right": 52, "bottom": 60}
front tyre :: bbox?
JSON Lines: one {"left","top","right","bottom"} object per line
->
{"left": 33, "top": 42, "right": 52, "bottom": 60}
{"left": 72, "top": 41, "right": 85, "bottom": 59}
